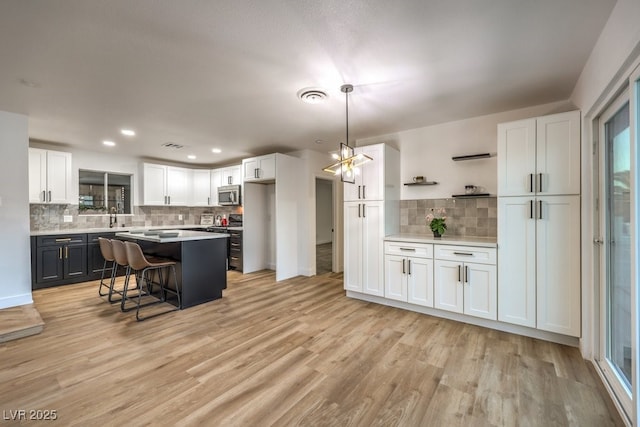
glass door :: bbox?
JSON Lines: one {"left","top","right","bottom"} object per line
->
{"left": 598, "top": 89, "right": 633, "bottom": 416}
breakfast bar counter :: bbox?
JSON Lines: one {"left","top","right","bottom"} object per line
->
{"left": 116, "top": 230, "right": 228, "bottom": 308}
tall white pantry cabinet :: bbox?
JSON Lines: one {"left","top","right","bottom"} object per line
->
{"left": 497, "top": 110, "right": 581, "bottom": 337}
{"left": 344, "top": 143, "right": 400, "bottom": 297}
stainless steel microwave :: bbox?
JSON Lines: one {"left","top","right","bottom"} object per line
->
{"left": 218, "top": 185, "right": 241, "bottom": 206}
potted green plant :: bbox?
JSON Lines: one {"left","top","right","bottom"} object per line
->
{"left": 426, "top": 208, "right": 447, "bottom": 238}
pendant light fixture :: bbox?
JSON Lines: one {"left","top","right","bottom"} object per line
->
{"left": 322, "top": 84, "right": 372, "bottom": 183}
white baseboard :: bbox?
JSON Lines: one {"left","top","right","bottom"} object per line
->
{"left": 0, "top": 293, "right": 33, "bottom": 310}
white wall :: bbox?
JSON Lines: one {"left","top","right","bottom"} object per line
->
{"left": 356, "top": 101, "right": 573, "bottom": 200}
{"left": 315, "top": 179, "right": 333, "bottom": 244}
{"left": 571, "top": 0, "right": 640, "bottom": 116}
{"left": 0, "top": 111, "right": 33, "bottom": 309}
{"left": 569, "top": 1, "right": 640, "bottom": 421}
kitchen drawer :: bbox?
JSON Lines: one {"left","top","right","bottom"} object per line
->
{"left": 384, "top": 241, "right": 433, "bottom": 258}
{"left": 37, "top": 234, "right": 87, "bottom": 247}
{"left": 87, "top": 232, "right": 117, "bottom": 243}
{"left": 434, "top": 244, "right": 496, "bottom": 265}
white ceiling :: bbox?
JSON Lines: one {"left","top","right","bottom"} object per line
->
{"left": 0, "top": 1, "right": 616, "bottom": 166}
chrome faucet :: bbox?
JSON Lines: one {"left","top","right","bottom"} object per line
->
{"left": 109, "top": 207, "right": 117, "bottom": 228}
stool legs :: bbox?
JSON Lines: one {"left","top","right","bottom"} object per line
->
{"left": 98, "top": 258, "right": 114, "bottom": 297}
{"left": 134, "top": 265, "right": 180, "bottom": 321}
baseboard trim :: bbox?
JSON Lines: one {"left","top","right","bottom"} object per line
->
{"left": 0, "top": 293, "right": 33, "bottom": 310}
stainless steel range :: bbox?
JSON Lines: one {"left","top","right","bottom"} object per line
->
{"left": 200, "top": 214, "right": 243, "bottom": 271}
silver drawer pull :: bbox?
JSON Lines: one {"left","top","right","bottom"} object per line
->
{"left": 399, "top": 248, "right": 416, "bottom": 252}
{"left": 453, "top": 251, "right": 474, "bottom": 256}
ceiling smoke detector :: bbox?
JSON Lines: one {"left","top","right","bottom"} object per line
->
{"left": 297, "top": 87, "right": 328, "bottom": 104}
{"left": 161, "top": 142, "right": 184, "bottom": 149}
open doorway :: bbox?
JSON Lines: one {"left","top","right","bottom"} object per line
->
{"left": 315, "top": 177, "right": 334, "bottom": 274}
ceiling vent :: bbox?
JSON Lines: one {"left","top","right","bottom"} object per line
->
{"left": 297, "top": 87, "right": 328, "bottom": 104}
{"left": 161, "top": 142, "right": 184, "bottom": 149}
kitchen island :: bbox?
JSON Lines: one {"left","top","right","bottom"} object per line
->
{"left": 116, "top": 230, "right": 228, "bottom": 308}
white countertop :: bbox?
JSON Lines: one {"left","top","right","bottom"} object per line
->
{"left": 115, "top": 230, "right": 228, "bottom": 243}
{"left": 385, "top": 234, "right": 497, "bottom": 248}
{"left": 31, "top": 225, "right": 212, "bottom": 236}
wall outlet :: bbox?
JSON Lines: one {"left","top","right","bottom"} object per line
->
{"left": 63, "top": 215, "right": 73, "bottom": 223}
{"left": 178, "top": 214, "right": 183, "bottom": 220}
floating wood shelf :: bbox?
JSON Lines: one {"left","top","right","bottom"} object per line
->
{"left": 451, "top": 153, "right": 492, "bottom": 161}
{"left": 452, "top": 193, "right": 491, "bottom": 198}
{"left": 404, "top": 181, "right": 438, "bottom": 186}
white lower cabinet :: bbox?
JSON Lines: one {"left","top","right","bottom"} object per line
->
{"left": 434, "top": 245, "right": 497, "bottom": 320}
{"left": 384, "top": 242, "right": 434, "bottom": 307}
{"left": 344, "top": 201, "right": 385, "bottom": 296}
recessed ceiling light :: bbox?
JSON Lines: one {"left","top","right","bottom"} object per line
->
{"left": 187, "top": 155, "right": 196, "bottom": 160}
{"left": 211, "top": 148, "right": 222, "bottom": 154}
{"left": 120, "top": 129, "right": 136, "bottom": 136}
{"left": 315, "top": 139, "right": 324, "bottom": 144}
{"left": 103, "top": 140, "right": 116, "bottom": 147}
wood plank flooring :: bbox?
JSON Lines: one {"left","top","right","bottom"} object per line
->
{"left": 0, "top": 271, "right": 623, "bottom": 426}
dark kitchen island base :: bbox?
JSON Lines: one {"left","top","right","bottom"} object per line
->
{"left": 117, "top": 231, "right": 228, "bottom": 308}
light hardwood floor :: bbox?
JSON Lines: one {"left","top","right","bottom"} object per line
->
{"left": 1, "top": 271, "right": 623, "bottom": 426}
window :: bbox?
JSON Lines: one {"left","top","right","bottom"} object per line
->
{"left": 78, "top": 170, "right": 132, "bottom": 214}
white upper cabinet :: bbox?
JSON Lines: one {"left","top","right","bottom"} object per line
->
{"left": 498, "top": 110, "right": 580, "bottom": 196}
{"left": 243, "top": 154, "right": 276, "bottom": 182}
{"left": 28, "top": 148, "right": 73, "bottom": 204}
{"left": 344, "top": 144, "right": 383, "bottom": 201}
{"left": 191, "top": 169, "right": 212, "bottom": 206}
{"left": 220, "top": 165, "right": 241, "bottom": 186}
{"left": 142, "top": 163, "right": 191, "bottom": 206}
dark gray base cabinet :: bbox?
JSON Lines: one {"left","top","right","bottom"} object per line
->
{"left": 33, "top": 234, "right": 88, "bottom": 289}
{"left": 31, "top": 232, "right": 121, "bottom": 290}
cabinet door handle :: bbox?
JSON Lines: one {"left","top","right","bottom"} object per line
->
{"left": 48, "top": 191, "right": 52, "bottom": 202}
{"left": 465, "top": 265, "right": 469, "bottom": 283}
{"left": 538, "top": 200, "right": 542, "bottom": 219}
{"left": 458, "top": 265, "right": 461, "bottom": 282}
{"left": 358, "top": 185, "right": 361, "bottom": 199}
{"left": 538, "top": 173, "right": 543, "bottom": 193}
{"left": 363, "top": 185, "right": 366, "bottom": 199}
{"left": 453, "top": 251, "right": 473, "bottom": 256}
{"left": 362, "top": 204, "right": 366, "bottom": 218}
{"left": 254, "top": 168, "right": 259, "bottom": 179}
{"left": 59, "top": 247, "right": 63, "bottom": 259}
{"left": 168, "top": 196, "right": 171, "bottom": 205}
{"left": 529, "top": 174, "right": 534, "bottom": 193}
{"left": 529, "top": 200, "right": 533, "bottom": 219}
{"left": 400, "top": 248, "right": 416, "bottom": 252}
{"left": 357, "top": 204, "right": 361, "bottom": 218}
{"left": 407, "top": 259, "right": 411, "bottom": 275}
{"left": 207, "top": 197, "right": 210, "bottom": 205}
{"left": 41, "top": 190, "right": 46, "bottom": 202}
{"left": 402, "top": 259, "right": 406, "bottom": 274}
{"left": 65, "top": 246, "right": 69, "bottom": 259}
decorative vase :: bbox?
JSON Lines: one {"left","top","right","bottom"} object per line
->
{"left": 433, "top": 230, "right": 441, "bottom": 238}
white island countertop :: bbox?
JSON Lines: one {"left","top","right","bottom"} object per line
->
{"left": 385, "top": 234, "right": 497, "bottom": 248}
{"left": 116, "top": 230, "right": 228, "bottom": 243}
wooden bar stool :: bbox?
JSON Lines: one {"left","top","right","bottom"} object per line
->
{"left": 123, "top": 241, "right": 180, "bottom": 321}
{"left": 97, "top": 237, "right": 117, "bottom": 299}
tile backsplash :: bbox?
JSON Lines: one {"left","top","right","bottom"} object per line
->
{"left": 400, "top": 197, "right": 497, "bottom": 238}
{"left": 30, "top": 204, "right": 241, "bottom": 232}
